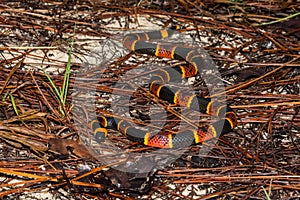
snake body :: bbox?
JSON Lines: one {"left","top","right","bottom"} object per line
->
{"left": 90, "top": 27, "right": 237, "bottom": 148}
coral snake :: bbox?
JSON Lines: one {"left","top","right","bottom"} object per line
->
{"left": 90, "top": 26, "right": 237, "bottom": 148}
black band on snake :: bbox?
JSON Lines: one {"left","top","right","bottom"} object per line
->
{"left": 90, "top": 26, "right": 237, "bottom": 148}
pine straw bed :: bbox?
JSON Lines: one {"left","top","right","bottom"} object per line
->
{"left": 0, "top": 1, "right": 299, "bottom": 199}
